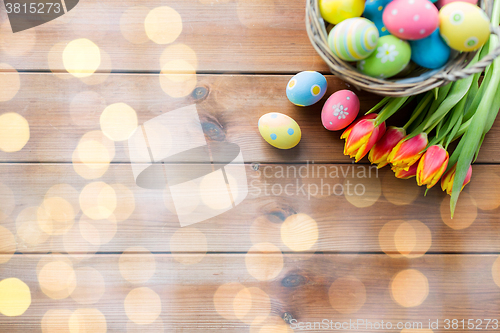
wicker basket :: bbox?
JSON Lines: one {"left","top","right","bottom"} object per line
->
{"left": 306, "top": 0, "right": 500, "bottom": 96}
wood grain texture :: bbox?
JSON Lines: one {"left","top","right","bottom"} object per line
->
{"left": 1, "top": 73, "right": 499, "bottom": 163}
{"left": 1, "top": 253, "right": 500, "bottom": 332}
{"left": 0, "top": 163, "right": 498, "bottom": 254}
{"left": 0, "top": 0, "right": 327, "bottom": 73}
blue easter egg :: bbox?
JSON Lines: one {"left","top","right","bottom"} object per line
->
{"left": 363, "top": 0, "right": 392, "bottom": 36}
{"left": 410, "top": 28, "right": 451, "bottom": 69}
{"left": 286, "top": 71, "right": 327, "bottom": 107}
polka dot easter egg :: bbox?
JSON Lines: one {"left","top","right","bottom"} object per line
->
{"left": 363, "top": 0, "right": 392, "bottom": 36}
{"left": 383, "top": 0, "right": 439, "bottom": 40}
{"left": 410, "top": 28, "right": 451, "bottom": 69}
{"left": 321, "top": 90, "right": 360, "bottom": 131}
{"left": 328, "top": 18, "right": 379, "bottom": 61}
{"left": 286, "top": 71, "right": 327, "bottom": 107}
{"left": 439, "top": 2, "right": 490, "bottom": 52}
{"left": 258, "top": 113, "right": 302, "bottom": 149}
{"left": 357, "top": 35, "right": 411, "bottom": 79}
{"left": 319, "top": 0, "right": 365, "bottom": 24}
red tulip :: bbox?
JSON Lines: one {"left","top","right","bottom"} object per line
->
{"left": 416, "top": 144, "right": 449, "bottom": 189}
{"left": 387, "top": 133, "right": 428, "bottom": 171}
{"left": 341, "top": 114, "right": 386, "bottom": 162}
{"left": 392, "top": 162, "right": 419, "bottom": 179}
{"left": 368, "top": 126, "right": 406, "bottom": 168}
{"left": 441, "top": 163, "right": 473, "bottom": 195}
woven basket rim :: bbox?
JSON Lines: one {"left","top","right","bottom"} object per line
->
{"left": 306, "top": 0, "right": 500, "bottom": 96}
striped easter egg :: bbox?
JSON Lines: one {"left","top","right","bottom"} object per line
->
{"left": 328, "top": 18, "right": 379, "bottom": 62}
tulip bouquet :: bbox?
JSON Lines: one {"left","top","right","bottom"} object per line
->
{"left": 341, "top": 0, "right": 500, "bottom": 216}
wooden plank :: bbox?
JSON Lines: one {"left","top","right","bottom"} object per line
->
{"left": 0, "top": 253, "right": 500, "bottom": 332}
{"left": 0, "top": 0, "right": 327, "bottom": 73}
{"left": 0, "top": 163, "right": 499, "bottom": 254}
{"left": 1, "top": 73, "right": 499, "bottom": 163}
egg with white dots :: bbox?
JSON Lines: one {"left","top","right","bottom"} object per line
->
{"left": 322, "top": 90, "right": 360, "bottom": 131}
{"left": 383, "top": 0, "right": 439, "bottom": 40}
{"left": 286, "top": 71, "right": 327, "bottom": 107}
{"left": 363, "top": 0, "right": 392, "bottom": 36}
{"left": 258, "top": 113, "right": 302, "bottom": 149}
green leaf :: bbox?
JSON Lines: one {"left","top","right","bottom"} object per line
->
{"left": 366, "top": 97, "right": 391, "bottom": 115}
{"left": 375, "top": 96, "right": 410, "bottom": 125}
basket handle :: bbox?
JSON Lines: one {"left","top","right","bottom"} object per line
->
{"left": 436, "top": 25, "right": 500, "bottom": 81}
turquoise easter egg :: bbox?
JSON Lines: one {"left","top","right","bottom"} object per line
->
{"left": 258, "top": 113, "right": 301, "bottom": 149}
{"left": 357, "top": 35, "right": 411, "bottom": 79}
{"left": 328, "top": 18, "right": 379, "bottom": 61}
{"left": 286, "top": 71, "right": 327, "bottom": 107}
{"left": 410, "top": 28, "right": 451, "bottom": 69}
{"left": 363, "top": 0, "right": 392, "bottom": 36}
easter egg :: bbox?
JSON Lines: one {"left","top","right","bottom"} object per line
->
{"left": 436, "top": 0, "right": 477, "bottom": 9}
{"left": 258, "top": 113, "right": 301, "bottom": 149}
{"left": 286, "top": 71, "right": 327, "bottom": 107}
{"left": 321, "top": 90, "right": 360, "bottom": 131}
{"left": 383, "top": 0, "right": 439, "bottom": 40}
{"left": 328, "top": 18, "right": 379, "bottom": 61}
{"left": 319, "top": 0, "right": 365, "bottom": 25}
{"left": 439, "top": 2, "right": 490, "bottom": 52}
{"left": 363, "top": 0, "right": 392, "bottom": 36}
{"left": 410, "top": 28, "right": 451, "bottom": 68}
{"left": 357, "top": 35, "right": 411, "bottom": 79}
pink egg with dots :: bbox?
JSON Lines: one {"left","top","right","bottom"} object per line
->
{"left": 321, "top": 90, "right": 360, "bottom": 131}
{"left": 383, "top": 0, "right": 439, "bottom": 40}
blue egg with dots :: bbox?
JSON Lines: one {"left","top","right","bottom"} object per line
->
{"left": 363, "top": 0, "right": 392, "bottom": 37}
{"left": 258, "top": 112, "right": 301, "bottom": 149}
{"left": 286, "top": 71, "right": 327, "bottom": 107}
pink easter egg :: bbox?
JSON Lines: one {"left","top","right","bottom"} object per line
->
{"left": 321, "top": 90, "right": 360, "bottom": 131}
{"left": 436, "top": 0, "right": 477, "bottom": 8}
{"left": 383, "top": 0, "right": 439, "bottom": 40}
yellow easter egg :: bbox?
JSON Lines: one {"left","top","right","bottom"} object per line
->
{"left": 258, "top": 113, "right": 301, "bottom": 149}
{"left": 319, "top": 0, "right": 365, "bottom": 25}
{"left": 439, "top": 2, "right": 490, "bottom": 51}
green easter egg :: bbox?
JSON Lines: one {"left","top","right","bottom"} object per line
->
{"left": 357, "top": 35, "right": 411, "bottom": 79}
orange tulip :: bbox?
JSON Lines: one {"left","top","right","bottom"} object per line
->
{"left": 416, "top": 144, "right": 449, "bottom": 189}
{"left": 387, "top": 133, "right": 428, "bottom": 171}
{"left": 441, "top": 163, "right": 473, "bottom": 195}
{"left": 368, "top": 126, "right": 406, "bottom": 168}
{"left": 392, "top": 161, "right": 419, "bottom": 179}
{"left": 341, "top": 114, "right": 386, "bottom": 162}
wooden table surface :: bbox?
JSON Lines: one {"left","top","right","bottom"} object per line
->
{"left": 1, "top": 0, "right": 500, "bottom": 332}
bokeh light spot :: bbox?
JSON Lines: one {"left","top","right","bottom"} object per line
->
{"left": 328, "top": 276, "right": 366, "bottom": 314}
{"left": 382, "top": 169, "right": 421, "bottom": 205}
{"left": 233, "top": 287, "right": 271, "bottom": 325}
{"left": 0, "top": 22, "right": 36, "bottom": 56}
{"left": 100, "top": 103, "right": 138, "bottom": 142}
{"left": 79, "top": 182, "right": 117, "bottom": 220}
{"left": 16, "top": 206, "right": 50, "bottom": 249}
{"left": 37, "top": 196, "right": 75, "bottom": 235}
{"left": 0, "top": 278, "right": 31, "bottom": 316}
{"left": 38, "top": 260, "right": 76, "bottom": 300}
{"left": 391, "top": 269, "right": 429, "bottom": 307}
{"left": 119, "top": 247, "right": 156, "bottom": 284}
{"left": 245, "top": 242, "right": 283, "bottom": 281}
{"left": 124, "top": 287, "right": 162, "bottom": 325}
{"left": 145, "top": 7, "right": 183, "bottom": 44}
{"left": 281, "top": 213, "right": 318, "bottom": 251}
{"left": 170, "top": 228, "right": 207, "bottom": 264}
{"left": 69, "top": 308, "right": 107, "bottom": 333}
{"left": 41, "top": 309, "right": 72, "bottom": 332}
{"left": 160, "top": 60, "right": 197, "bottom": 98}
{"left": 63, "top": 39, "right": 101, "bottom": 78}
{"left": 213, "top": 283, "right": 247, "bottom": 320}
{"left": 469, "top": 172, "right": 500, "bottom": 210}
{"left": 111, "top": 184, "right": 136, "bottom": 222}
{"left": 0, "top": 112, "right": 30, "bottom": 152}
{"left": 440, "top": 193, "right": 477, "bottom": 230}
{"left": 70, "top": 267, "right": 105, "bottom": 305}
{"left": 344, "top": 175, "right": 381, "bottom": 208}
{"left": 492, "top": 256, "right": 500, "bottom": 288}
{"left": 160, "top": 44, "right": 198, "bottom": 70}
